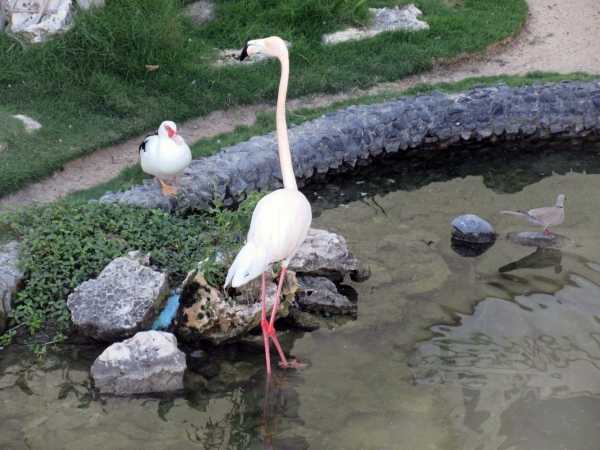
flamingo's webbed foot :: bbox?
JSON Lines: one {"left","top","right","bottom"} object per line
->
{"left": 278, "top": 360, "right": 307, "bottom": 370}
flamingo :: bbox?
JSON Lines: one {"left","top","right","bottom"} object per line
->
{"left": 139, "top": 121, "right": 192, "bottom": 196}
{"left": 225, "top": 36, "right": 312, "bottom": 374}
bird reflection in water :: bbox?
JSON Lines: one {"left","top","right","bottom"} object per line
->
{"left": 259, "top": 373, "right": 309, "bottom": 450}
{"left": 498, "top": 247, "right": 563, "bottom": 274}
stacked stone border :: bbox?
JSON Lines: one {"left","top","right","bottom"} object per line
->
{"left": 100, "top": 80, "right": 600, "bottom": 211}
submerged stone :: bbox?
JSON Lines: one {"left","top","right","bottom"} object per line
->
{"left": 284, "top": 307, "right": 322, "bottom": 331}
{"left": 451, "top": 214, "right": 496, "bottom": 243}
{"left": 450, "top": 238, "right": 494, "bottom": 258}
{"left": 296, "top": 276, "right": 357, "bottom": 316}
{"left": 67, "top": 253, "right": 169, "bottom": 342}
{"left": 91, "top": 331, "right": 186, "bottom": 395}
{"left": 507, "top": 231, "right": 574, "bottom": 248}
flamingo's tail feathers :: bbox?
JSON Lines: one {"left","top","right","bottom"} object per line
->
{"left": 225, "top": 242, "right": 269, "bottom": 288}
{"left": 501, "top": 211, "right": 528, "bottom": 219}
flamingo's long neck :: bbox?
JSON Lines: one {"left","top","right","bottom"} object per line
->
{"left": 276, "top": 54, "right": 297, "bottom": 190}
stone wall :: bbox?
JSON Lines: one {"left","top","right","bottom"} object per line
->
{"left": 100, "top": 80, "right": 600, "bottom": 212}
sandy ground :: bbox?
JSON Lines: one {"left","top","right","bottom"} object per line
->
{"left": 1, "top": 0, "right": 599, "bottom": 209}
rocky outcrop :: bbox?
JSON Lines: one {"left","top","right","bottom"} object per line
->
{"left": 0, "top": 241, "right": 22, "bottom": 335}
{"left": 67, "top": 252, "right": 169, "bottom": 342}
{"left": 323, "top": 5, "right": 429, "bottom": 45}
{"left": 91, "top": 331, "right": 186, "bottom": 395}
{"left": 1, "top": 0, "right": 103, "bottom": 43}
{"left": 100, "top": 80, "right": 600, "bottom": 211}
{"left": 296, "top": 276, "right": 356, "bottom": 316}
{"left": 175, "top": 266, "right": 297, "bottom": 345}
{"left": 289, "top": 229, "right": 370, "bottom": 282}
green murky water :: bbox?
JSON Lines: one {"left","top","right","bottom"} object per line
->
{"left": 3, "top": 137, "right": 600, "bottom": 449}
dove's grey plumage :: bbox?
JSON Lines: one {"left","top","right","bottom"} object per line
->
{"left": 501, "top": 194, "right": 565, "bottom": 236}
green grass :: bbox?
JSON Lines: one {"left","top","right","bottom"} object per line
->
{"left": 0, "top": 0, "right": 529, "bottom": 198}
{"left": 64, "top": 71, "right": 600, "bottom": 203}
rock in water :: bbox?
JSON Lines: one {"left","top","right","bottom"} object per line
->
{"left": 507, "top": 231, "right": 573, "bottom": 248}
{"left": 289, "top": 229, "right": 370, "bottom": 282}
{"left": 0, "top": 241, "right": 23, "bottom": 335}
{"left": 91, "top": 331, "right": 186, "bottom": 395}
{"left": 175, "top": 267, "right": 297, "bottom": 345}
{"left": 296, "top": 276, "right": 357, "bottom": 316}
{"left": 451, "top": 214, "right": 496, "bottom": 243}
{"left": 67, "top": 253, "right": 169, "bottom": 342}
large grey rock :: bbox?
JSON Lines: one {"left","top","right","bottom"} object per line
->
{"left": 67, "top": 253, "right": 169, "bottom": 342}
{"left": 0, "top": 241, "right": 22, "bottom": 335}
{"left": 289, "top": 229, "right": 370, "bottom": 282}
{"left": 296, "top": 276, "right": 356, "bottom": 315}
{"left": 451, "top": 214, "right": 496, "bottom": 243}
{"left": 91, "top": 331, "right": 185, "bottom": 395}
{"left": 175, "top": 266, "right": 297, "bottom": 345}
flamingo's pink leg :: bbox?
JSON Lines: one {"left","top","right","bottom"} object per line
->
{"left": 264, "top": 268, "right": 306, "bottom": 370}
{"left": 260, "top": 273, "right": 272, "bottom": 374}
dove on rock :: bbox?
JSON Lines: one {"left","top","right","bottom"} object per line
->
{"left": 501, "top": 194, "right": 565, "bottom": 237}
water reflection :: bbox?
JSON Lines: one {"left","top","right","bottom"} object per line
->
{"left": 412, "top": 275, "right": 600, "bottom": 449}
{"left": 498, "top": 247, "right": 563, "bottom": 274}
{"left": 305, "top": 136, "right": 600, "bottom": 216}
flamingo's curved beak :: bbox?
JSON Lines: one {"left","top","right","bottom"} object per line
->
{"left": 240, "top": 39, "right": 266, "bottom": 61}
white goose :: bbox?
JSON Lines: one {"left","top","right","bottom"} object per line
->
{"left": 139, "top": 121, "right": 192, "bottom": 196}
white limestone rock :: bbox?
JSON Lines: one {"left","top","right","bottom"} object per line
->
{"left": 75, "top": 0, "right": 104, "bottom": 10}
{"left": 0, "top": 241, "right": 22, "bottom": 335}
{"left": 289, "top": 228, "right": 370, "bottom": 281}
{"left": 67, "top": 253, "right": 169, "bottom": 342}
{"left": 13, "top": 114, "right": 42, "bottom": 132}
{"left": 323, "top": 4, "right": 429, "bottom": 45}
{"left": 8, "top": 0, "right": 75, "bottom": 44}
{"left": 91, "top": 331, "right": 186, "bottom": 395}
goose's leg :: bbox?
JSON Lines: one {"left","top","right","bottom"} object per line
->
{"left": 158, "top": 178, "right": 179, "bottom": 197}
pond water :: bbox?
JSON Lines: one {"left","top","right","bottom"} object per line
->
{"left": 3, "top": 137, "right": 600, "bottom": 449}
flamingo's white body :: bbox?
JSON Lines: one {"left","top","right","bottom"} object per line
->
{"left": 139, "top": 121, "right": 191, "bottom": 196}
{"left": 225, "top": 37, "right": 312, "bottom": 374}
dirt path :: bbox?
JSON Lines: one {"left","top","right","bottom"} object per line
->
{"left": 1, "top": 0, "right": 598, "bottom": 209}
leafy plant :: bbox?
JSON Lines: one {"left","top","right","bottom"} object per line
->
{"left": 0, "top": 193, "right": 264, "bottom": 345}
